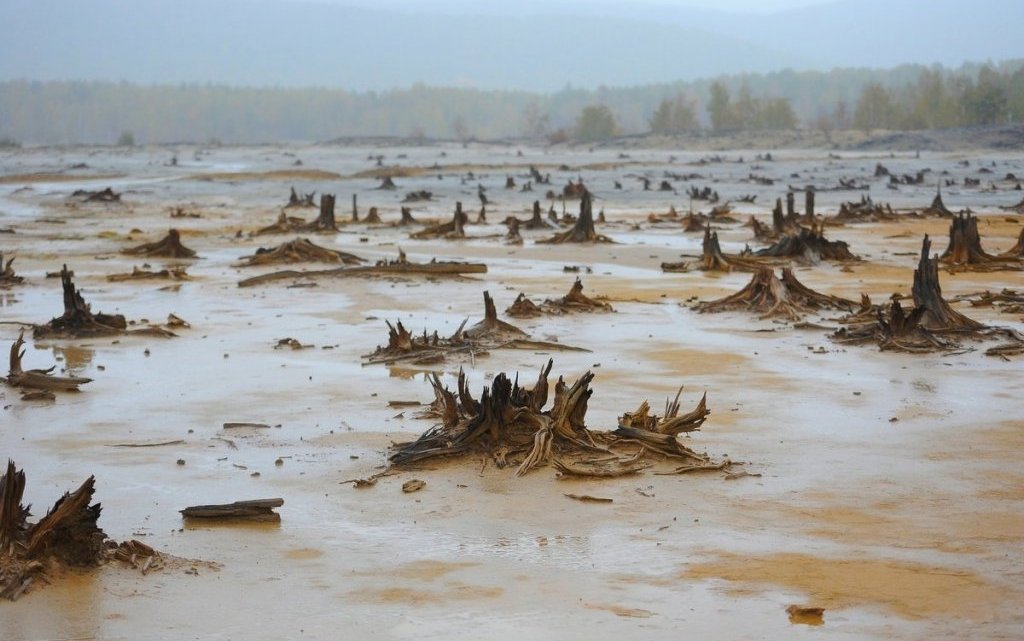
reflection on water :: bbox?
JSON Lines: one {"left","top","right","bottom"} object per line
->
{"left": 53, "top": 344, "right": 95, "bottom": 371}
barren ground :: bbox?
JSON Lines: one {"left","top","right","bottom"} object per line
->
{"left": 1, "top": 143, "right": 1022, "bottom": 640}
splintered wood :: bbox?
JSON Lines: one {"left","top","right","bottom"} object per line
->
{"left": 389, "top": 360, "right": 725, "bottom": 479}
{"left": 180, "top": 498, "right": 284, "bottom": 522}
{"left": 0, "top": 461, "right": 106, "bottom": 600}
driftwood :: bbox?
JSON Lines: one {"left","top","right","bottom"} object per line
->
{"left": 410, "top": 202, "right": 468, "bottom": 240}
{"left": 938, "top": 212, "right": 1022, "bottom": 272}
{"left": 34, "top": 265, "right": 175, "bottom": 339}
{"left": 0, "top": 253, "right": 23, "bottom": 287}
{"left": 538, "top": 192, "right": 613, "bottom": 244}
{"left": 237, "top": 250, "right": 486, "bottom": 287}
{"left": 363, "top": 291, "right": 585, "bottom": 366}
{"left": 180, "top": 498, "right": 283, "bottom": 522}
{"left": 390, "top": 362, "right": 719, "bottom": 479}
{"left": 237, "top": 238, "right": 364, "bottom": 267}
{"left": 695, "top": 267, "right": 856, "bottom": 321}
{"left": 1, "top": 461, "right": 106, "bottom": 600}
{"left": 507, "top": 278, "right": 613, "bottom": 317}
{"left": 7, "top": 332, "right": 92, "bottom": 391}
{"left": 106, "top": 266, "right": 190, "bottom": 282}
{"left": 122, "top": 229, "right": 197, "bottom": 259}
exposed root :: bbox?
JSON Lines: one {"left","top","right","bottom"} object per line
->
{"left": 7, "top": 332, "right": 92, "bottom": 391}
{"left": 389, "top": 362, "right": 720, "bottom": 479}
{"left": 695, "top": 267, "right": 856, "bottom": 321}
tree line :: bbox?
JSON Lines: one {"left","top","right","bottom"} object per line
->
{"left": 0, "top": 60, "right": 1021, "bottom": 145}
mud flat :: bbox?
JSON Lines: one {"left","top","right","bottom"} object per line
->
{"left": 1, "top": 143, "right": 1022, "bottom": 640}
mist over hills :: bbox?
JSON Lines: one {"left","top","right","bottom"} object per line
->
{"left": 1, "top": 0, "right": 1020, "bottom": 91}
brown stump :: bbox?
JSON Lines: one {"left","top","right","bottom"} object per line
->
{"left": 286, "top": 187, "right": 316, "bottom": 208}
{"left": 923, "top": 184, "right": 954, "bottom": 217}
{"left": 506, "top": 292, "right": 543, "bottom": 318}
{"left": 753, "top": 224, "right": 858, "bottom": 263}
{"left": 410, "top": 202, "right": 468, "bottom": 240}
{"left": 804, "top": 190, "right": 815, "bottom": 224}
{"left": 695, "top": 267, "right": 855, "bottom": 321}
{"left": 538, "top": 191, "right": 613, "bottom": 244}
{"left": 913, "top": 235, "right": 985, "bottom": 331}
{"left": 1, "top": 461, "right": 106, "bottom": 600}
{"left": 543, "top": 278, "right": 613, "bottom": 313}
{"left": 364, "top": 206, "right": 382, "bottom": 224}
{"left": 939, "top": 212, "right": 1021, "bottom": 271}
{"left": 122, "top": 229, "right": 197, "bottom": 259}
{"left": 397, "top": 207, "right": 419, "bottom": 226}
{"left": 35, "top": 265, "right": 127, "bottom": 339}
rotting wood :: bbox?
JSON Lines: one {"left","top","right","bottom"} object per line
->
{"left": 34, "top": 266, "right": 175, "bottom": 339}
{"left": 236, "top": 250, "right": 487, "bottom": 287}
{"left": 695, "top": 267, "right": 856, "bottom": 321}
{"left": 388, "top": 361, "right": 723, "bottom": 480}
{"left": 122, "top": 229, "right": 197, "bottom": 259}
{"left": 237, "top": 238, "right": 364, "bottom": 267}
{"left": 6, "top": 332, "right": 92, "bottom": 391}
{"left": 750, "top": 223, "right": 858, "bottom": 264}
{"left": 180, "top": 498, "right": 283, "bottom": 522}
{"left": 662, "top": 225, "right": 762, "bottom": 273}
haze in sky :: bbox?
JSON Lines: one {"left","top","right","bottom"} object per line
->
{"left": 1, "top": 0, "right": 1020, "bottom": 91}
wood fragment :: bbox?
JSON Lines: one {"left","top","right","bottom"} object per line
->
{"left": 564, "top": 493, "right": 613, "bottom": 503}
{"left": 180, "top": 498, "right": 283, "bottom": 521}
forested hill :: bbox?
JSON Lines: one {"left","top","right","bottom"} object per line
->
{"left": 2, "top": 60, "right": 1022, "bottom": 146}
{"left": 1, "top": 0, "right": 1021, "bottom": 92}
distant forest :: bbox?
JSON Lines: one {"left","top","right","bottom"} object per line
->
{"left": 1, "top": 60, "right": 1022, "bottom": 146}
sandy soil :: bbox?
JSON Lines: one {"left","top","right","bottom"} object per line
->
{"left": 1, "top": 142, "right": 1022, "bottom": 640}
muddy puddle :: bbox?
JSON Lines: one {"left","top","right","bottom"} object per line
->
{"left": 1, "top": 143, "right": 1022, "bottom": 640}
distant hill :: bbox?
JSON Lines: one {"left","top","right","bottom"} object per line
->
{"left": 1, "top": 0, "right": 1020, "bottom": 91}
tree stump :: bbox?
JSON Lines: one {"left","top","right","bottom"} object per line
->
{"left": 538, "top": 192, "right": 613, "bottom": 244}
{"left": 695, "top": 267, "right": 855, "bottom": 321}
{"left": 122, "top": 229, "right": 197, "bottom": 258}
{"left": 939, "top": 212, "right": 1022, "bottom": 271}
{"left": 34, "top": 265, "right": 127, "bottom": 339}
{"left": 237, "top": 238, "right": 364, "bottom": 266}
{"left": 0, "top": 253, "right": 23, "bottom": 287}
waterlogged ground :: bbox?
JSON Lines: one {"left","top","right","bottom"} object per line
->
{"left": 1, "top": 143, "right": 1022, "bottom": 640}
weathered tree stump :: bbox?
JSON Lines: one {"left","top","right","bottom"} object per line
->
{"left": 389, "top": 362, "right": 720, "bottom": 478}
{"left": 913, "top": 235, "right": 985, "bottom": 331}
{"left": 939, "top": 212, "right": 1022, "bottom": 271}
{"left": 1, "top": 461, "right": 106, "bottom": 600}
{"left": 662, "top": 225, "right": 761, "bottom": 273}
{"left": 695, "top": 267, "right": 855, "bottom": 321}
{"left": 122, "top": 229, "right": 197, "bottom": 259}
{"left": 377, "top": 176, "right": 397, "bottom": 190}
{"left": 285, "top": 187, "right": 316, "bottom": 208}
{"left": 922, "top": 184, "right": 954, "bottom": 217}
{"left": 35, "top": 266, "right": 127, "bottom": 339}
{"left": 363, "top": 206, "right": 382, "bottom": 225}
{"left": 804, "top": 189, "right": 815, "bottom": 223}
{"left": 751, "top": 223, "right": 858, "bottom": 263}
{"left": 538, "top": 192, "right": 612, "bottom": 244}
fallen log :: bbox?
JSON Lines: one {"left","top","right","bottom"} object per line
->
{"left": 237, "top": 251, "right": 487, "bottom": 287}
{"left": 180, "top": 498, "right": 283, "bottom": 522}
{"left": 106, "top": 266, "right": 190, "bottom": 282}
{"left": 122, "top": 229, "right": 197, "bottom": 259}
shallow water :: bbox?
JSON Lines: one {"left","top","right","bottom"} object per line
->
{"left": 1, "top": 143, "right": 1022, "bottom": 640}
